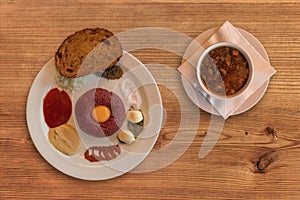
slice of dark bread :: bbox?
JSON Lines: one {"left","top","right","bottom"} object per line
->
{"left": 55, "top": 28, "right": 123, "bottom": 78}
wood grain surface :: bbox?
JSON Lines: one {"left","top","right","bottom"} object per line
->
{"left": 1, "top": 0, "right": 299, "bottom": 199}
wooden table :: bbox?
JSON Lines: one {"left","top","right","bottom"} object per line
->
{"left": 1, "top": 0, "right": 299, "bottom": 199}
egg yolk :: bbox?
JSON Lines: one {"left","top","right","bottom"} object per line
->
{"left": 92, "top": 105, "right": 111, "bottom": 123}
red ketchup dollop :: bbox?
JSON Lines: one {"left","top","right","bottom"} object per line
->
{"left": 43, "top": 88, "right": 72, "bottom": 128}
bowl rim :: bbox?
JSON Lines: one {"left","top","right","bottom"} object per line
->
{"left": 196, "top": 42, "right": 253, "bottom": 100}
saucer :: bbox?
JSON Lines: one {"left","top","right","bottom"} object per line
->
{"left": 181, "top": 27, "right": 270, "bottom": 116}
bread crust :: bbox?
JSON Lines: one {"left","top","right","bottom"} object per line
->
{"left": 55, "top": 28, "right": 122, "bottom": 78}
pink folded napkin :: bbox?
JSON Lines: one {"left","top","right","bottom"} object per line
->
{"left": 178, "top": 21, "right": 276, "bottom": 119}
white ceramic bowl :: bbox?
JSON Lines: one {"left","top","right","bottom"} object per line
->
{"left": 196, "top": 42, "right": 253, "bottom": 100}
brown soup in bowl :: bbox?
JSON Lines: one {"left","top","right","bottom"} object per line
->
{"left": 197, "top": 43, "right": 251, "bottom": 98}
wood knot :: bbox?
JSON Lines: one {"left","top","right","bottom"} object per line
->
{"left": 24, "top": 135, "right": 32, "bottom": 144}
{"left": 265, "top": 126, "right": 277, "bottom": 138}
{"left": 256, "top": 150, "right": 278, "bottom": 173}
{"left": 153, "top": 140, "right": 162, "bottom": 151}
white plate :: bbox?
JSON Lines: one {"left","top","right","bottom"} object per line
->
{"left": 181, "top": 27, "right": 270, "bottom": 115}
{"left": 26, "top": 51, "right": 163, "bottom": 180}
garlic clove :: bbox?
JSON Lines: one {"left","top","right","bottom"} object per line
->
{"left": 126, "top": 110, "right": 143, "bottom": 123}
{"left": 118, "top": 130, "right": 135, "bottom": 144}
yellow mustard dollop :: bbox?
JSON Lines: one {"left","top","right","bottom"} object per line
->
{"left": 48, "top": 124, "right": 81, "bottom": 156}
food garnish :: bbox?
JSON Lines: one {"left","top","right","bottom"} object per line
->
{"left": 84, "top": 145, "right": 121, "bottom": 162}
{"left": 101, "top": 64, "right": 124, "bottom": 80}
{"left": 126, "top": 108, "right": 144, "bottom": 137}
{"left": 55, "top": 73, "right": 87, "bottom": 93}
{"left": 118, "top": 130, "right": 136, "bottom": 144}
{"left": 126, "top": 110, "right": 143, "bottom": 123}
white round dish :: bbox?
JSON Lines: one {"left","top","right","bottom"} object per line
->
{"left": 181, "top": 27, "right": 270, "bottom": 115}
{"left": 196, "top": 42, "right": 254, "bottom": 100}
{"left": 26, "top": 51, "right": 163, "bottom": 180}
